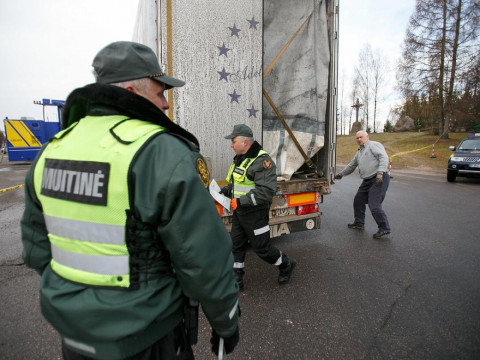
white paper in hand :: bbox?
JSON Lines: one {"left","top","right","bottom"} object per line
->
{"left": 209, "top": 179, "right": 231, "bottom": 211}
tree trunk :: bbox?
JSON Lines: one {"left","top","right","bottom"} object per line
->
{"left": 445, "top": 0, "right": 462, "bottom": 139}
{"left": 439, "top": 0, "right": 448, "bottom": 139}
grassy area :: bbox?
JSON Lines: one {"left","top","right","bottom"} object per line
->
{"left": 336, "top": 131, "right": 468, "bottom": 172}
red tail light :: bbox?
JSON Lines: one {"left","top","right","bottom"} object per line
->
{"left": 296, "top": 203, "right": 319, "bottom": 215}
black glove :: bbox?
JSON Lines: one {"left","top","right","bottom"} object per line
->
{"left": 334, "top": 173, "right": 343, "bottom": 180}
{"left": 220, "top": 187, "right": 231, "bottom": 197}
{"left": 210, "top": 327, "right": 239, "bottom": 356}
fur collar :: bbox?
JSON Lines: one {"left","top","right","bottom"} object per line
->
{"left": 62, "top": 83, "right": 199, "bottom": 147}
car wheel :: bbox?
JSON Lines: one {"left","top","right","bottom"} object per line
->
{"left": 447, "top": 170, "right": 457, "bottom": 182}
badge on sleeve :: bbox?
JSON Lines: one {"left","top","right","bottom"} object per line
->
{"left": 197, "top": 158, "right": 210, "bottom": 187}
{"left": 263, "top": 159, "right": 272, "bottom": 169}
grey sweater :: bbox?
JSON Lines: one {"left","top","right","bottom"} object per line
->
{"left": 341, "top": 140, "right": 389, "bottom": 179}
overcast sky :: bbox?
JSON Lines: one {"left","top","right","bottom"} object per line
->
{"left": 0, "top": 0, "right": 416, "bottom": 133}
{"left": 339, "top": 0, "right": 416, "bottom": 132}
{"left": 0, "top": 0, "right": 139, "bottom": 130}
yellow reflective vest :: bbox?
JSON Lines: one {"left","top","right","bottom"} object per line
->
{"left": 226, "top": 150, "right": 268, "bottom": 198}
{"left": 33, "top": 116, "right": 165, "bottom": 288}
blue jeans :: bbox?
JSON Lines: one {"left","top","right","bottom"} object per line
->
{"left": 353, "top": 173, "right": 390, "bottom": 232}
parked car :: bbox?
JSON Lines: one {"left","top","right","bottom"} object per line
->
{"left": 447, "top": 134, "right": 480, "bottom": 182}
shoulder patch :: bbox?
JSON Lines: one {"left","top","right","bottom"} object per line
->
{"left": 263, "top": 159, "right": 273, "bottom": 169}
{"left": 197, "top": 158, "right": 210, "bottom": 187}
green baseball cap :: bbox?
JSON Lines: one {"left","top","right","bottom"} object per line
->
{"left": 92, "top": 41, "right": 185, "bottom": 89}
{"left": 225, "top": 124, "right": 254, "bottom": 139}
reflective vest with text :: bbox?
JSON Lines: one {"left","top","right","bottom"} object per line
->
{"left": 33, "top": 116, "right": 165, "bottom": 288}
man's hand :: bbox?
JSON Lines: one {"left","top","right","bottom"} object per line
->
{"left": 334, "top": 173, "right": 343, "bottom": 180}
{"left": 376, "top": 172, "right": 383, "bottom": 184}
{"left": 231, "top": 198, "right": 238, "bottom": 211}
{"left": 210, "top": 327, "right": 240, "bottom": 356}
{"left": 220, "top": 187, "right": 231, "bottom": 197}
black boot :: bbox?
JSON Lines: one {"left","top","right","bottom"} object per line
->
{"left": 278, "top": 256, "right": 296, "bottom": 285}
{"left": 234, "top": 269, "right": 245, "bottom": 291}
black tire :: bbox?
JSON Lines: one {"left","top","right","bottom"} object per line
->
{"left": 447, "top": 170, "right": 457, "bottom": 182}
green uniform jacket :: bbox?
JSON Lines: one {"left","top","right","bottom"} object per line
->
{"left": 225, "top": 141, "right": 277, "bottom": 214}
{"left": 21, "top": 84, "right": 239, "bottom": 359}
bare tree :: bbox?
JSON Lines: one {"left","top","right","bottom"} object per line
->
{"left": 354, "top": 43, "right": 373, "bottom": 131}
{"left": 458, "top": 54, "right": 480, "bottom": 130}
{"left": 371, "top": 49, "right": 388, "bottom": 132}
{"left": 397, "top": 0, "right": 480, "bottom": 137}
{"left": 353, "top": 43, "right": 388, "bottom": 133}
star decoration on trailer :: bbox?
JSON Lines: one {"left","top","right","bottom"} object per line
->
{"left": 247, "top": 17, "right": 259, "bottom": 29}
{"left": 217, "top": 42, "right": 230, "bottom": 57}
{"left": 215, "top": 17, "right": 261, "bottom": 121}
{"left": 217, "top": 67, "right": 231, "bottom": 82}
{"left": 228, "top": 90, "right": 241, "bottom": 103}
{"left": 247, "top": 106, "right": 259, "bottom": 118}
{"left": 228, "top": 24, "right": 241, "bottom": 37}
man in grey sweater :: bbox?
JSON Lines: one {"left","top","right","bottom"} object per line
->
{"left": 335, "top": 130, "right": 391, "bottom": 239}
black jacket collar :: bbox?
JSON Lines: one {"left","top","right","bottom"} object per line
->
{"left": 62, "top": 83, "right": 199, "bottom": 147}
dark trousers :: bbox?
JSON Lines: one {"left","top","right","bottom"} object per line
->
{"left": 62, "top": 321, "right": 194, "bottom": 360}
{"left": 353, "top": 173, "right": 390, "bottom": 231}
{"left": 231, "top": 208, "right": 282, "bottom": 266}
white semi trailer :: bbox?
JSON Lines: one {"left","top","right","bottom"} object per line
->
{"left": 133, "top": 0, "right": 339, "bottom": 237}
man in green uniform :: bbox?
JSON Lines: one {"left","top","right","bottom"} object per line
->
{"left": 222, "top": 124, "right": 296, "bottom": 291}
{"left": 21, "top": 41, "right": 239, "bottom": 359}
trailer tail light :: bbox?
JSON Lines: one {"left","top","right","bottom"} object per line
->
{"left": 296, "top": 203, "right": 319, "bottom": 216}
{"left": 287, "top": 192, "right": 317, "bottom": 207}
{"left": 215, "top": 202, "right": 223, "bottom": 217}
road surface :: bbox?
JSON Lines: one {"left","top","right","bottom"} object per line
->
{"left": 1, "top": 163, "right": 479, "bottom": 359}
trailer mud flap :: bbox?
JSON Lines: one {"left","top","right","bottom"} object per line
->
{"left": 270, "top": 216, "right": 320, "bottom": 238}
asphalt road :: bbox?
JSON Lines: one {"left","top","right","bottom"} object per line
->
{"left": 1, "top": 163, "right": 479, "bottom": 359}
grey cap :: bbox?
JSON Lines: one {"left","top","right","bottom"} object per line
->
{"left": 225, "top": 124, "right": 254, "bottom": 139}
{"left": 92, "top": 41, "right": 185, "bottom": 89}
